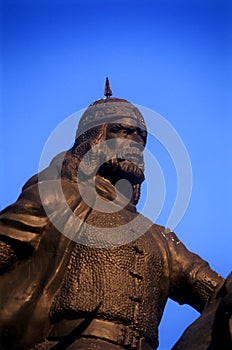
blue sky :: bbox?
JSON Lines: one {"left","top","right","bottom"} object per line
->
{"left": 1, "top": 0, "right": 231, "bottom": 349}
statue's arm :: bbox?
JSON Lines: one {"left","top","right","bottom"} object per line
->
{"left": 0, "top": 182, "right": 51, "bottom": 275}
{"left": 0, "top": 240, "right": 18, "bottom": 274}
{"left": 164, "top": 230, "right": 224, "bottom": 313}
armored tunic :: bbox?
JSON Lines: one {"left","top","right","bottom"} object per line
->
{"left": 47, "top": 211, "right": 221, "bottom": 349}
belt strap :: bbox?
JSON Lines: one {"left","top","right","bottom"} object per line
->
{"left": 48, "top": 318, "right": 154, "bottom": 349}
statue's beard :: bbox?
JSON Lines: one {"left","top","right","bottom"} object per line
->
{"left": 97, "top": 156, "right": 145, "bottom": 205}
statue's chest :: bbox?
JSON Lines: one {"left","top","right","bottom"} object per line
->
{"left": 49, "top": 230, "right": 167, "bottom": 325}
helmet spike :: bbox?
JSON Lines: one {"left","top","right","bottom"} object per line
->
{"left": 104, "top": 77, "right": 112, "bottom": 98}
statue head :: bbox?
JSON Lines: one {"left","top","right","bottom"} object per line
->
{"left": 62, "top": 97, "right": 147, "bottom": 205}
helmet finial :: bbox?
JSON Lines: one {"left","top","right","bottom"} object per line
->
{"left": 104, "top": 77, "right": 112, "bottom": 98}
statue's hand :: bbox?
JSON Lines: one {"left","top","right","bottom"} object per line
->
{"left": 0, "top": 240, "right": 18, "bottom": 275}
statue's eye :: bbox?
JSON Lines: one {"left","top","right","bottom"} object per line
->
{"left": 109, "top": 125, "right": 122, "bottom": 133}
{"left": 119, "top": 129, "right": 128, "bottom": 135}
{"left": 109, "top": 125, "right": 128, "bottom": 135}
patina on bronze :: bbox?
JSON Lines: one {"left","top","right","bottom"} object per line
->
{"left": 0, "top": 80, "right": 229, "bottom": 349}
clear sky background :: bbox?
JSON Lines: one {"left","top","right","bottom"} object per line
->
{"left": 1, "top": 0, "right": 231, "bottom": 349}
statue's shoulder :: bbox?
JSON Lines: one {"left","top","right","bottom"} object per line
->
{"left": 149, "top": 223, "right": 165, "bottom": 234}
{"left": 147, "top": 224, "right": 182, "bottom": 250}
{"left": 22, "top": 151, "right": 67, "bottom": 191}
{"left": 148, "top": 223, "right": 167, "bottom": 239}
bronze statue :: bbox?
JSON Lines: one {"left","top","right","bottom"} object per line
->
{"left": 0, "top": 82, "right": 228, "bottom": 349}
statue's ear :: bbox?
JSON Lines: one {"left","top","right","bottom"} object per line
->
{"left": 93, "top": 124, "right": 107, "bottom": 145}
{"left": 77, "top": 125, "right": 107, "bottom": 178}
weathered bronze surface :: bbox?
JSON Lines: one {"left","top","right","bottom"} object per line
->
{"left": 0, "top": 94, "right": 229, "bottom": 349}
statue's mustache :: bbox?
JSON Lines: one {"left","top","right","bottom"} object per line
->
{"left": 113, "top": 147, "right": 144, "bottom": 168}
{"left": 101, "top": 146, "right": 144, "bottom": 173}
{"left": 74, "top": 141, "right": 144, "bottom": 179}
